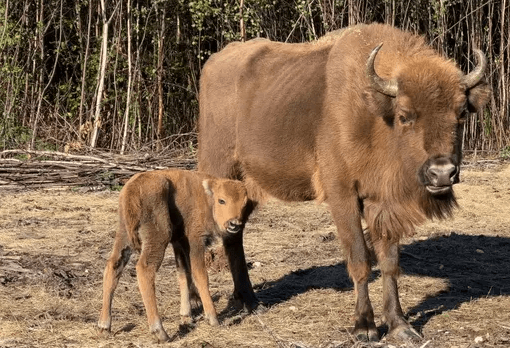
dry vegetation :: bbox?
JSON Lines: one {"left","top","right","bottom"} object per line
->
{"left": 1, "top": 161, "right": 510, "bottom": 348}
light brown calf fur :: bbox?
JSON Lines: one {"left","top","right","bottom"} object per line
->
{"left": 97, "top": 169, "right": 248, "bottom": 342}
{"left": 198, "top": 23, "right": 490, "bottom": 341}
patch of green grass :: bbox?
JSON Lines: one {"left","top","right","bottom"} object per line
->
{"left": 109, "top": 184, "right": 123, "bottom": 192}
{"left": 14, "top": 154, "right": 29, "bottom": 160}
{"left": 500, "top": 146, "right": 510, "bottom": 160}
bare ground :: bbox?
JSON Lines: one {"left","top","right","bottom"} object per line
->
{"left": 1, "top": 162, "right": 510, "bottom": 348}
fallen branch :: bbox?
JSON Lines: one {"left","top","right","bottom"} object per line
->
{"left": 0, "top": 149, "right": 196, "bottom": 189}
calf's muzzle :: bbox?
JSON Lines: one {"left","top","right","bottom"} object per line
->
{"left": 226, "top": 219, "right": 243, "bottom": 233}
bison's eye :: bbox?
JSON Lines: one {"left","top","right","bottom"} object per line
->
{"left": 218, "top": 199, "right": 226, "bottom": 205}
{"left": 399, "top": 114, "right": 414, "bottom": 125}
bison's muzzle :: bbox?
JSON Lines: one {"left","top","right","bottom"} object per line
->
{"left": 421, "top": 158, "right": 459, "bottom": 195}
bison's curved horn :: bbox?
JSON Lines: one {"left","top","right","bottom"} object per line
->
{"left": 463, "top": 49, "right": 487, "bottom": 89}
{"left": 366, "top": 43, "right": 398, "bottom": 97}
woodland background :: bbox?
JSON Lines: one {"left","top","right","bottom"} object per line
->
{"left": 0, "top": 0, "right": 509, "bottom": 156}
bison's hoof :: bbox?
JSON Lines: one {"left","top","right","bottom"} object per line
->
{"left": 353, "top": 329, "right": 379, "bottom": 342}
{"left": 249, "top": 301, "right": 268, "bottom": 314}
{"left": 233, "top": 290, "right": 260, "bottom": 312}
{"left": 391, "top": 325, "right": 422, "bottom": 341}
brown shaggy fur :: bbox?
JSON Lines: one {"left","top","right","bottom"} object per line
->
{"left": 197, "top": 23, "right": 490, "bottom": 341}
{"left": 97, "top": 170, "right": 248, "bottom": 342}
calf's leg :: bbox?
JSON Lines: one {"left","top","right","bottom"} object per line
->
{"left": 136, "top": 241, "right": 171, "bottom": 342}
{"left": 172, "top": 240, "right": 194, "bottom": 324}
{"left": 330, "top": 198, "right": 378, "bottom": 342}
{"left": 374, "top": 238, "right": 421, "bottom": 340}
{"left": 98, "top": 230, "right": 132, "bottom": 332}
{"left": 189, "top": 236, "right": 219, "bottom": 326}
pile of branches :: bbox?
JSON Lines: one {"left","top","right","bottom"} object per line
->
{"left": 0, "top": 149, "right": 196, "bottom": 190}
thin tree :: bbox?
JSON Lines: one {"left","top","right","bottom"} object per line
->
{"left": 78, "top": 0, "right": 93, "bottom": 136}
{"left": 120, "top": 0, "right": 133, "bottom": 155}
{"left": 90, "top": 0, "right": 116, "bottom": 148}
{"left": 31, "top": 0, "right": 63, "bottom": 150}
{"left": 240, "top": 0, "right": 246, "bottom": 41}
{"left": 156, "top": 6, "right": 166, "bottom": 151}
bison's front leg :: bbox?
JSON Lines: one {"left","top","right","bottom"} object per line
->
{"left": 330, "top": 199, "right": 378, "bottom": 342}
{"left": 374, "top": 239, "right": 422, "bottom": 340}
{"left": 222, "top": 230, "right": 260, "bottom": 312}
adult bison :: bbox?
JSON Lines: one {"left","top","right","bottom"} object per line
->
{"left": 197, "top": 23, "right": 490, "bottom": 341}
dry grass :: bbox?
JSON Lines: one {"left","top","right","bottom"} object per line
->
{"left": 1, "top": 162, "right": 510, "bottom": 347}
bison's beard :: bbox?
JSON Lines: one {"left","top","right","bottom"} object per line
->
{"left": 362, "top": 188, "right": 458, "bottom": 243}
{"left": 421, "top": 188, "right": 458, "bottom": 220}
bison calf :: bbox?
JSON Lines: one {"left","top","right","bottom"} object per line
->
{"left": 97, "top": 169, "right": 248, "bottom": 342}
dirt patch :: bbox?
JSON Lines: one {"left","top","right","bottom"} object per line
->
{"left": 1, "top": 162, "right": 510, "bottom": 347}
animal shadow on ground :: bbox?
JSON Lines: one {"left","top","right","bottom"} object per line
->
{"left": 242, "top": 233, "right": 510, "bottom": 334}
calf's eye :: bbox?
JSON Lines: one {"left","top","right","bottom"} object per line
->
{"left": 218, "top": 199, "right": 226, "bottom": 205}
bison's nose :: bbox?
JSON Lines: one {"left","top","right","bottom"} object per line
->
{"left": 227, "top": 220, "right": 242, "bottom": 233}
{"left": 425, "top": 162, "right": 458, "bottom": 194}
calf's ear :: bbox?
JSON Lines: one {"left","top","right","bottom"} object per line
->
{"left": 202, "top": 179, "right": 214, "bottom": 196}
{"left": 467, "top": 80, "right": 491, "bottom": 113}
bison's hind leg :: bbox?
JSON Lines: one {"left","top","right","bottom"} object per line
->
{"left": 98, "top": 228, "right": 133, "bottom": 332}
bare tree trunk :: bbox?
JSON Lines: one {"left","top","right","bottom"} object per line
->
{"left": 176, "top": 11, "right": 181, "bottom": 44}
{"left": 156, "top": 7, "right": 166, "bottom": 151}
{"left": 1, "top": 0, "right": 10, "bottom": 140}
{"left": 31, "top": 0, "right": 62, "bottom": 150}
{"left": 348, "top": 0, "right": 361, "bottom": 26}
{"left": 30, "top": 0, "right": 45, "bottom": 150}
{"left": 120, "top": 0, "right": 133, "bottom": 155}
{"left": 0, "top": 0, "right": 9, "bottom": 45}
{"left": 499, "top": 0, "right": 507, "bottom": 150}
{"left": 240, "top": 0, "right": 246, "bottom": 42}
{"left": 90, "top": 0, "right": 110, "bottom": 148}
{"left": 78, "top": 0, "right": 92, "bottom": 137}
{"left": 134, "top": 0, "right": 141, "bottom": 150}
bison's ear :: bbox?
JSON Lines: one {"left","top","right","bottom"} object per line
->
{"left": 363, "top": 88, "right": 395, "bottom": 126}
{"left": 467, "top": 80, "right": 491, "bottom": 113}
{"left": 202, "top": 179, "right": 214, "bottom": 196}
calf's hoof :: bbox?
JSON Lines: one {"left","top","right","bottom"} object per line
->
{"left": 390, "top": 325, "right": 422, "bottom": 341}
{"left": 207, "top": 315, "right": 219, "bottom": 326}
{"left": 180, "top": 315, "right": 194, "bottom": 325}
{"left": 233, "top": 290, "right": 261, "bottom": 313}
{"left": 97, "top": 320, "right": 111, "bottom": 334}
{"left": 151, "top": 327, "right": 172, "bottom": 343}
